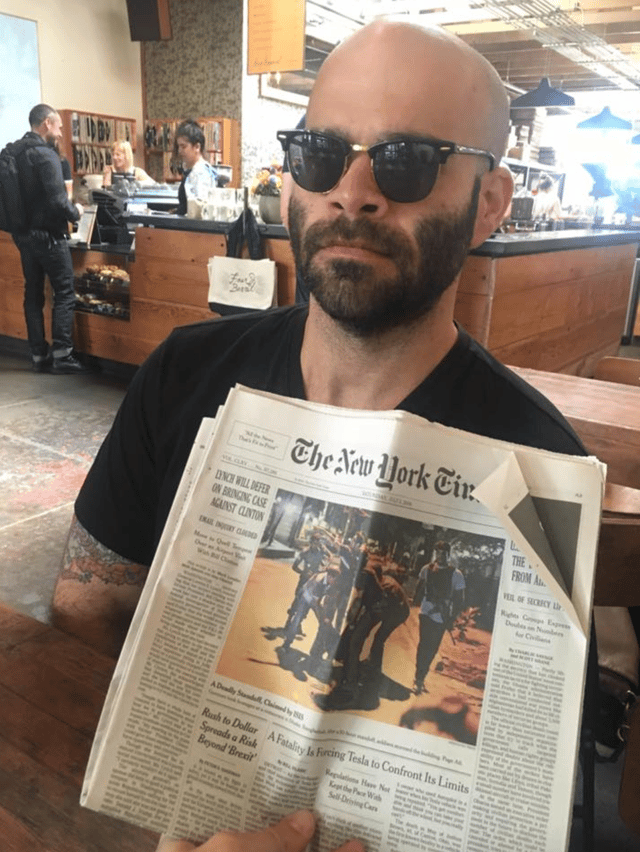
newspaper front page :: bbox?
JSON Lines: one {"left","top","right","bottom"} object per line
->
{"left": 82, "top": 386, "right": 604, "bottom": 852}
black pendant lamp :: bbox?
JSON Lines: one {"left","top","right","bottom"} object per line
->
{"left": 511, "top": 77, "right": 575, "bottom": 107}
{"left": 577, "top": 107, "right": 631, "bottom": 130}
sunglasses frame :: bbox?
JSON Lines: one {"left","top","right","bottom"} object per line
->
{"left": 277, "top": 129, "right": 496, "bottom": 203}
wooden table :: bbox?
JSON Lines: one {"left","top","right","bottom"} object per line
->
{"left": 511, "top": 365, "right": 640, "bottom": 489}
{"left": 0, "top": 601, "right": 158, "bottom": 852}
{"left": 511, "top": 366, "right": 640, "bottom": 606}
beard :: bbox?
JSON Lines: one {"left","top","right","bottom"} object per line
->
{"left": 288, "top": 178, "right": 481, "bottom": 337}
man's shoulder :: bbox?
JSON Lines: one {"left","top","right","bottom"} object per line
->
{"left": 419, "top": 327, "right": 587, "bottom": 456}
{"left": 16, "top": 133, "right": 51, "bottom": 158}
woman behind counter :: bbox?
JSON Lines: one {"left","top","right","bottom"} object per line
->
{"left": 103, "top": 140, "right": 155, "bottom": 187}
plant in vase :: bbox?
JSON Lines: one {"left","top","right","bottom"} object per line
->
{"left": 251, "top": 164, "right": 283, "bottom": 224}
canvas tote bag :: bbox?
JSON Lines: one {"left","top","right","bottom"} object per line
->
{"left": 208, "top": 207, "right": 276, "bottom": 315}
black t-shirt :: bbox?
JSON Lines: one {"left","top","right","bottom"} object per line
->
{"left": 75, "top": 305, "right": 585, "bottom": 566}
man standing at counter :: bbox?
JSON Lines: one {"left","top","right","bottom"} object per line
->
{"left": 175, "top": 119, "right": 218, "bottom": 216}
{"left": 10, "top": 104, "right": 87, "bottom": 373}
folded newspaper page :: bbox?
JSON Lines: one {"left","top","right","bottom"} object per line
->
{"left": 82, "top": 385, "right": 605, "bottom": 852}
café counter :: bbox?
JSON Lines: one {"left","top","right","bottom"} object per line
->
{"left": 0, "top": 218, "right": 637, "bottom": 374}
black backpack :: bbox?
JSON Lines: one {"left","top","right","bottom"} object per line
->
{"left": 0, "top": 137, "right": 46, "bottom": 233}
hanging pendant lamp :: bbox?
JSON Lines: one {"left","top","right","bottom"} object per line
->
{"left": 577, "top": 107, "right": 631, "bottom": 130}
{"left": 511, "top": 77, "right": 575, "bottom": 107}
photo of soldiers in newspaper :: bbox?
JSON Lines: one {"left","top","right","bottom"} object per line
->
{"left": 216, "top": 488, "right": 506, "bottom": 745}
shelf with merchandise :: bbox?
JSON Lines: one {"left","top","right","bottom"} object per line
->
{"left": 59, "top": 110, "right": 137, "bottom": 178}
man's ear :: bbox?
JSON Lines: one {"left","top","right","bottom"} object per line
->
{"left": 470, "top": 166, "right": 514, "bottom": 247}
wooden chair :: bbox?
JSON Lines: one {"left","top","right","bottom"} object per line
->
{"left": 591, "top": 359, "right": 640, "bottom": 837}
{"left": 597, "top": 483, "right": 640, "bottom": 836}
{"left": 593, "top": 356, "right": 640, "bottom": 387}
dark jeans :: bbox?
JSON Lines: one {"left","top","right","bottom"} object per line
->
{"left": 340, "top": 603, "right": 409, "bottom": 687}
{"left": 415, "top": 615, "right": 447, "bottom": 683}
{"left": 13, "top": 232, "right": 75, "bottom": 358}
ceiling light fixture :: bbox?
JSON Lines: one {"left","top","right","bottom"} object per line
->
{"left": 577, "top": 107, "right": 632, "bottom": 130}
{"left": 510, "top": 77, "right": 575, "bottom": 108}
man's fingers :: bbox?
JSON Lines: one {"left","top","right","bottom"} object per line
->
{"left": 154, "top": 811, "right": 366, "bottom": 852}
{"left": 232, "top": 809, "right": 317, "bottom": 852}
{"left": 156, "top": 836, "right": 197, "bottom": 852}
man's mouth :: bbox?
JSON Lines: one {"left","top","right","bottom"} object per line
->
{"left": 315, "top": 240, "right": 389, "bottom": 260}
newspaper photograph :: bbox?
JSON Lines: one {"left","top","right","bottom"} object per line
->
{"left": 81, "top": 385, "right": 604, "bottom": 852}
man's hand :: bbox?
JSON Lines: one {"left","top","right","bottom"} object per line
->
{"left": 75, "top": 202, "right": 84, "bottom": 217}
{"left": 155, "top": 810, "right": 365, "bottom": 852}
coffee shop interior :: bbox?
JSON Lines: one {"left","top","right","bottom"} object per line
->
{"left": 1, "top": 0, "right": 640, "bottom": 850}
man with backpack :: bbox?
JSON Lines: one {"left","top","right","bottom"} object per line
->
{"left": 2, "top": 104, "right": 86, "bottom": 373}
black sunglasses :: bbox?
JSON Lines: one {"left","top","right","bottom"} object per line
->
{"left": 277, "top": 129, "right": 495, "bottom": 204}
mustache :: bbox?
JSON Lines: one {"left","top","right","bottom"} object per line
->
{"left": 301, "top": 215, "right": 414, "bottom": 261}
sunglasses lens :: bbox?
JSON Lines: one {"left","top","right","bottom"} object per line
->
{"left": 372, "top": 140, "right": 440, "bottom": 203}
{"left": 288, "top": 133, "right": 346, "bottom": 194}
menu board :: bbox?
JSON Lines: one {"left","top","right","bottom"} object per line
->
{"left": 247, "top": 0, "right": 305, "bottom": 75}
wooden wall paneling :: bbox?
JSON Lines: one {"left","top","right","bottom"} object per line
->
{"left": 457, "top": 254, "right": 496, "bottom": 295}
{"left": 491, "top": 304, "right": 627, "bottom": 374}
{"left": 454, "top": 255, "right": 495, "bottom": 344}
{"left": 453, "top": 292, "right": 494, "bottom": 344}
{"left": 131, "top": 229, "right": 224, "bottom": 305}
{"left": 129, "top": 297, "right": 213, "bottom": 337}
{"left": 262, "top": 237, "right": 296, "bottom": 306}
{"left": 73, "top": 313, "right": 138, "bottom": 364}
{"left": 489, "top": 266, "right": 631, "bottom": 350}
{"left": 490, "top": 244, "right": 636, "bottom": 295}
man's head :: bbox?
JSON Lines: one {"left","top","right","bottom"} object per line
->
{"left": 283, "top": 22, "right": 513, "bottom": 337}
{"left": 29, "top": 104, "right": 63, "bottom": 145}
{"left": 433, "top": 540, "right": 451, "bottom": 567}
{"left": 538, "top": 175, "right": 554, "bottom": 193}
{"left": 175, "top": 120, "right": 205, "bottom": 170}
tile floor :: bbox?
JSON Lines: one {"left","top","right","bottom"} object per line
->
{"left": 0, "top": 336, "right": 638, "bottom": 851}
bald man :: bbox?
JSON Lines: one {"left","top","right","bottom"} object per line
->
{"left": 53, "top": 22, "right": 584, "bottom": 663}
{"left": 52, "top": 20, "right": 591, "bottom": 849}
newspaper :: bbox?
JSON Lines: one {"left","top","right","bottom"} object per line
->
{"left": 81, "top": 385, "right": 605, "bottom": 852}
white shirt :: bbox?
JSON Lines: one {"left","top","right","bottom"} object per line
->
{"left": 183, "top": 157, "right": 218, "bottom": 201}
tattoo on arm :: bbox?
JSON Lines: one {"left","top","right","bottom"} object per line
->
{"left": 60, "top": 516, "right": 148, "bottom": 586}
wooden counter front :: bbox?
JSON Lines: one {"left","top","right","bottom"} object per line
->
{"left": 455, "top": 239, "right": 638, "bottom": 376}
{"left": 0, "top": 229, "right": 295, "bottom": 367}
{"left": 0, "top": 227, "right": 636, "bottom": 373}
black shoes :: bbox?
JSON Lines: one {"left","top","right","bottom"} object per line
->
{"left": 32, "top": 356, "right": 53, "bottom": 373}
{"left": 51, "top": 354, "right": 90, "bottom": 374}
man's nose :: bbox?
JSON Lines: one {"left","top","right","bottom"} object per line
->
{"left": 326, "top": 152, "right": 390, "bottom": 218}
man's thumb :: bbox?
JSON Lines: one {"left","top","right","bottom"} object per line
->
{"left": 262, "top": 809, "right": 317, "bottom": 850}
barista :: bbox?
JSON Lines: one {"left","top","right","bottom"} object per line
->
{"left": 175, "top": 119, "right": 218, "bottom": 215}
{"left": 103, "top": 140, "right": 154, "bottom": 187}
{"left": 532, "top": 175, "right": 562, "bottom": 221}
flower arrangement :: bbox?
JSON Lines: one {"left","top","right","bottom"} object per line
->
{"left": 251, "top": 164, "right": 282, "bottom": 196}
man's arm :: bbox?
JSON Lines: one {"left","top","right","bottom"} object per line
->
{"left": 52, "top": 514, "right": 149, "bottom": 658}
{"left": 36, "top": 148, "right": 80, "bottom": 222}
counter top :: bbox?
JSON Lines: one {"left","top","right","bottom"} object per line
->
{"left": 471, "top": 228, "right": 640, "bottom": 257}
{"left": 126, "top": 213, "right": 640, "bottom": 257}
{"left": 127, "top": 211, "right": 287, "bottom": 239}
